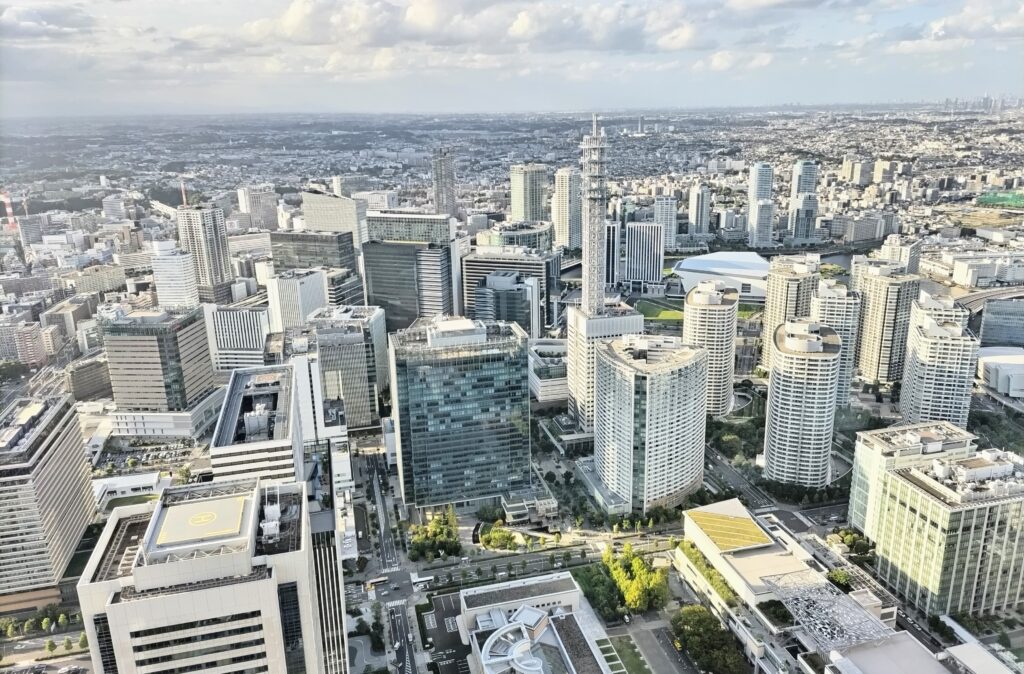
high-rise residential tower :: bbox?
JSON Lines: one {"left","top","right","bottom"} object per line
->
{"left": 552, "top": 167, "right": 582, "bottom": 249}
{"left": 510, "top": 163, "right": 548, "bottom": 222}
{"left": 594, "top": 336, "right": 707, "bottom": 513}
{"left": 177, "top": 205, "right": 234, "bottom": 304}
{"left": 763, "top": 320, "right": 841, "bottom": 487}
{"left": 237, "top": 184, "right": 279, "bottom": 230}
{"left": 810, "top": 279, "right": 861, "bottom": 408}
{"left": 432, "top": 147, "right": 458, "bottom": 217}
{"left": 851, "top": 257, "right": 920, "bottom": 383}
{"left": 900, "top": 292, "right": 977, "bottom": 427}
{"left": 654, "top": 195, "right": 679, "bottom": 247}
{"left": 389, "top": 317, "right": 531, "bottom": 511}
{"left": 760, "top": 254, "right": 820, "bottom": 370}
{"left": 787, "top": 161, "right": 818, "bottom": 241}
{"left": 746, "top": 162, "right": 774, "bottom": 248}
{"left": 687, "top": 185, "right": 710, "bottom": 236}
{"left": 566, "top": 116, "right": 644, "bottom": 430}
{"left": 683, "top": 281, "right": 738, "bottom": 416}
{"left": 878, "top": 234, "right": 922, "bottom": 274}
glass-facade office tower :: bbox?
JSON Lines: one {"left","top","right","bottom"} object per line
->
{"left": 980, "top": 298, "right": 1024, "bottom": 347}
{"left": 389, "top": 317, "right": 530, "bottom": 510}
{"left": 270, "top": 230, "right": 357, "bottom": 273}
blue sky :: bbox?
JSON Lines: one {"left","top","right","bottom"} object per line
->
{"left": 1, "top": 0, "right": 1021, "bottom": 117}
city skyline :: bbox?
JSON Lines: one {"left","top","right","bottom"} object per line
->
{"left": 1, "top": 0, "right": 1022, "bottom": 118}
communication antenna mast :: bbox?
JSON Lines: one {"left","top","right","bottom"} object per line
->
{"left": 179, "top": 180, "right": 188, "bottom": 206}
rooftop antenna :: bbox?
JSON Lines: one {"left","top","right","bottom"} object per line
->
{"left": 179, "top": 179, "right": 188, "bottom": 206}
{"left": 592, "top": 113, "right": 598, "bottom": 136}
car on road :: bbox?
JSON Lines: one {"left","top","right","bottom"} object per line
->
{"left": 394, "top": 641, "right": 402, "bottom": 650}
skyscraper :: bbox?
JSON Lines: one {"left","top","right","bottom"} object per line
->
{"left": 687, "top": 185, "right": 710, "bottom": 236}
{"left": 237, "top": 184, "right": 278, "bottom": 230}
{"left": 900, "top": 293, "right": 978, "bottom": 427}
{"left": 810, "top": 280, "right": 861, "bottom": 408}
{"left": 566, "top": 116, "right": 644, "bottom": 430}
{"left": 746, "top": 162, "right": 774, "bottom": 248}
{"left": 552, "top": 167, "right": 582, "bottom": 249}
{"left": 654, "top": 195, "right": 678, "bottom": 248}
{"left": 1, "top": 396, "right": 92, "bottom": 613}
{"left": 980, "top": 298, "right": 1024, "bottom": 347}
{"left": 267, "top": 269, "right": 329, "bottom": 333}
{"left": 472, "top": 271, "right": 542, "bottom": 339}
{"left": 269, "top": 230, "right": 357, "bottom": 273}
{"left": 308, "top": 305, "right": 388, "bottom": 429}
{"left": 760, "top": 254, "right": 820, "bottom": 370}
{"left": 460, "top": 246, "right": 561, "bottom": 327}
{"left": 683, "top": 281, "right": 738, "bottom": 416}
{"left": 623, "top": 221, "right": 664, "bottom": 286}
{"left": 301, "top": 189, "right": 368, "bottom": 248}
{"left": 510, "top": 163, "right": 548, "bottom": 222}
{"left": 101, "top": 308, "right": 216, "bottom": 413}
{"left": 788, "top": 193, "right": 819, "bottom": 241}
{"left": 878, "top": 234, "right": 921, "bottom": 273}
{"left": 202, "top": 304, "right": 272, "bottom": 373}
{"left": 432, "top": 147, "right": 458, "bottom": 217}
{"left": 789, "top": 160, "right": 818, "bottom": 199}
{"left": 150, "top": 240, "right": 199, "bottom": 310}
{"left": 851, "top": 257, "right": 920, "bottom": 383}
{"left": 594, "top": 335, "right": 707, "bottom": 513}
{"left": 176, "top": 205, "right": 234, "bottom": 304}
{"left": 763, "top": 319, "right": 841, "bottom": 487}
{"left": 389, "top": 317, "right": 531, "bottom": 510}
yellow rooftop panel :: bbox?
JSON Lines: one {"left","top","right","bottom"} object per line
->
{"left": 688, "top": 510, "right": 771, "bottom": 552}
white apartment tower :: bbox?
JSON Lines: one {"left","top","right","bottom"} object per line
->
{"left": 747, "top": 162, "right": 775, "bottom": 248}
{"left": 787, "top": 160, "right": 819, "bottom": 241}
{"left": 760, "top": 254, "right": 821, "bottom": 370}
{"left": 151, "top": 240, "right": 200, "bottom": 310}
{"left": 594, "top": 335, "right": 707, "bottom": 513}
{"left": 654, "top": 195, "right": 678, "bottom": 248}
{"left": 510, "top": 163, "right": 548, "bottom": 222}
{"left": 900, "top": 293, "right": 978, "bottom": 428}
{"left": 552, "top": 167, "right": 582, "bottom": 249}
{"left": 683, "top": 281, "right": 738, "bottom": 416}
{"left": 624, "top": 222, "right": 664, "bottom": 285}
{"left": 432, "top": 147, "right": 458, "bottom": 217}
{"left": 687, "top": 185, "right": 710, "bottom": 236}
{"left": 237, "top": 184, "right": 279, "bottom": 230}
{"left": 176, "top": 205, "right": 234, "bottom": 304}
{"left": 566, "top": 116, "right": 644, "bottom": 430}
{"left": 851, "top": 257, "right": 920, "bottom": 383}
{"left": 810, "top": 279, "right": 861, "bottom": 408}
{"left": 878, "top": 234, "right": 922, "bottom": 274}
{"left": 763, "top": 320, "right": 841, "bottom": 487}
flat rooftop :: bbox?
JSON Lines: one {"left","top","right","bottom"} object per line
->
{"left": 858, "top": 421, "right": 975, "bottom": 456}
{"left": 836, "top": 631, "right": 948, "bottom": 674}
{"left": 0, "top": 396, "right": 69, "bottom": 464}
{"left": 463, "top": 573, "right": 578, "bottom": 610}
{"left": 213, "top": 365, "right": 294, "bottom": 447}
{"left": 153, "top": 495, "right": 247, "bottom": 548}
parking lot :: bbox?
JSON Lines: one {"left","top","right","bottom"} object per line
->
{"left": 421, "top": 593, "right": 471, "bottom": 674}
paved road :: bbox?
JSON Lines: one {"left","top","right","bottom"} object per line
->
{"left": 705, "top": 446, "right": 774, "bottom": 509}
{"left": 367, "top": 453, "right": 400, "bottom": 571}
{"left": 388, "top": 600, "right": 416, "bottom": 674}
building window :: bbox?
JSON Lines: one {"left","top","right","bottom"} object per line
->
{"left": 278, "top": 582, "right": 306, "bottom": 673}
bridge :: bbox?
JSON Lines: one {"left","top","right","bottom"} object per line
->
{"left": 957, "top": 286, "right": 1024, "bottom": 313}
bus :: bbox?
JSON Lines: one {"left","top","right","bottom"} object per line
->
{"left": 365, "top": 576, "right": 389, "bottom": 591}
{"left": 410, "top": 573, "right": 434, "bottom": 590}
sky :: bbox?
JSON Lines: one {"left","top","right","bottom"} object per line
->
{"left": 0, "top": 0, "right": 1022, "bottom": 118}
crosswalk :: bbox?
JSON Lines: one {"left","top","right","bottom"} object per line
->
{"left": 380, "top": 564, "right": 402, "bottom": 573}
{"left": 386, "top": 599, "right": 407, "bottom": 609}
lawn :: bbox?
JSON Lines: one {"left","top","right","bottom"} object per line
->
{"left": 104, "top": 494, "right": 159, "bottom": 511}
{"left": 737, "top": 303, "right": 761, "bottom": 319}
{"left": 608, "top": 635, "right": 652, "bottom": 674}
{"left": 634, "top": 300, "right": 684, "bottom": 320}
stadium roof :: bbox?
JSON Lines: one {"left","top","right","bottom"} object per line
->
{"left": 673, "top": 251, "right": 769, "bottom": 279}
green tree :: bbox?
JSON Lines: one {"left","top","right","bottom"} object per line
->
{"left": 6, "top": 623, "right": 16, "bottom": 639}
{"left": 57, "top": 614, "right": 68, "bottom": 630}
{"left": 563, "top": 551, "right": 572, "bottom": 565}
{"left": 40, "top": 617, "right": 51, "bottom": 632}
{"left": 63, "top": 635, "right": 73, "bottom": 652}
{"left": 827, "top": 568, "right": 852, "bottom": 591}
{"left": 23, "top": 618, "right": 36, "bottom": 635}
{"left": 45, "top": 639, "right": 56, "bottom": 654}
{"left": 548, "top": 553, "right": 556, "bottom": 567}
{"left": 78, "top": 632, "right": 88, "bottom": 649}
{"left": 126, "top": 457, "right": 138, "bottom": 469}
{"left": 544, "top": 470, "right": 557, "bottom": 483}
{"left": 553, "top": 532, "right": 562, "bottom": 545}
